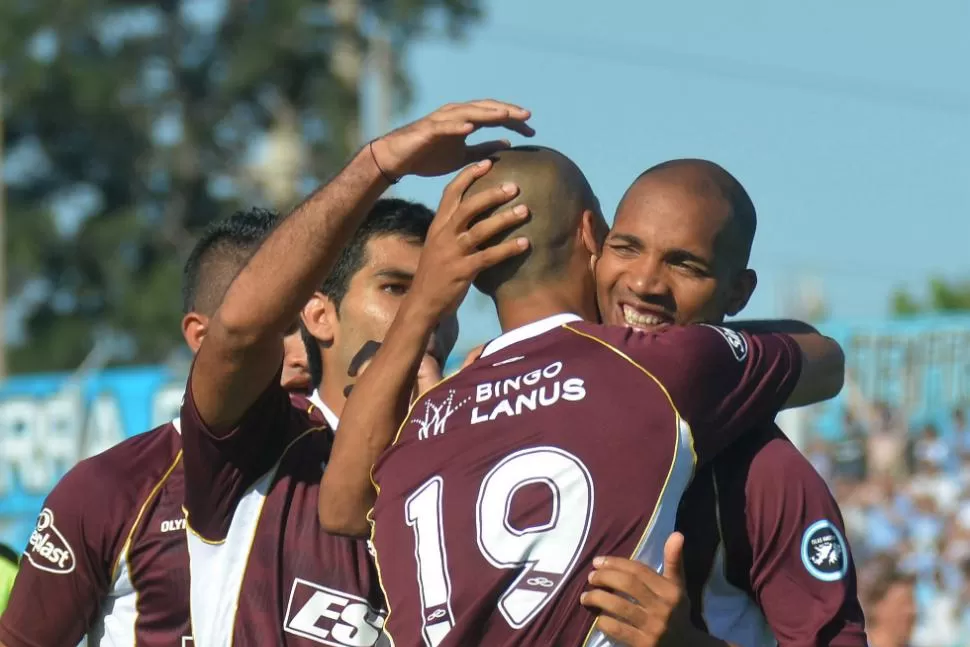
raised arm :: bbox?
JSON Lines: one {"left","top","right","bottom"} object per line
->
{"left": 191, "top": 100, "right": 534, "bottom": 432}
{"left": 319, "top": 161, "right": 532, "bottom": 537}
{"left": 727, "top": 320, "right": 845, "bottom": 409}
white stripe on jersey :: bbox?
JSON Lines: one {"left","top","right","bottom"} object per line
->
{"left": 187, "top": 465, "right": 278, "bottom": 647}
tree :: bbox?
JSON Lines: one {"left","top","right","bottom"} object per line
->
{"left": 0, "top": 0, "right": 481, "bottom": 373}
{"left": 890, "top": 277, "right": 970, "bottom": 315}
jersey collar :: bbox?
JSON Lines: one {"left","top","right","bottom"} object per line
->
{"left": 480, "top": 313, "right": 583, "bottom": 358}
{"left": 309, "top": 389, "right": 340, "bottom": 430}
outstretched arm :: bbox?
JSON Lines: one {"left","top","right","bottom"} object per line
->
{"left": 727, "top": 320, "right": 844, "bottom": 409}
{"left": 190, "top": 100, "right": 534, "bottom": 433}
{"left": 319, "top": 162, "right": 531, "bottom": 537}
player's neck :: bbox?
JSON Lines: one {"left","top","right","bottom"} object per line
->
{"left": 493, "top": 285, "right": 597, "bottom": 332}
{"left": 316, "top": 377, "right": 347, "bottom": 420}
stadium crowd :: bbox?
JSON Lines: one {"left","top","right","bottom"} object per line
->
{"left": 807, "top": 405, "right": 970, "bottom": 646}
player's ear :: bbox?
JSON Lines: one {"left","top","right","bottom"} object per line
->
{"left": 580, "top": 209, "right": 603, "bottom": 257}
{"left": 301, "top": 292, "right": 337, "bottom": 346}
{"left": 725, "top": 269, "right": 758, "bottom": 317}
{"left": 182, "top": 312, "right": 208, "bottom": 354}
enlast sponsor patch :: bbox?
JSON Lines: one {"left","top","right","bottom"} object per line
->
{"left": 26, "top": 507, "right": 76, "bottom": 574}
{"left": 800, "top": 519, "right": 849, "bottom": 582}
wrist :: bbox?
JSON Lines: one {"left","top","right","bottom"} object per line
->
{"left": 368, "top": 139, "right": 399, "bottom": 184}
{"left": 369, "top": 138, "right": 402, "bottom": 184}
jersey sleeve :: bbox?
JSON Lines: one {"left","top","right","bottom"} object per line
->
{"left": 180, "top": 363, "right": 294, "bottom": 542}
{"left": 0, "top": 460, "right": 123, "bottom": 647}
{"left": 744, "top": 438, "right": 867, "bottom": 647}
{"left": 604, "top": 323, "right": 802, "bottom": 463}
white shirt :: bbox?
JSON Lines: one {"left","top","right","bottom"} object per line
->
{"left": 309, "top": 389, "right": 340, "bottom": 430}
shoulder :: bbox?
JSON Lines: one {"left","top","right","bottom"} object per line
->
{"left": 55, "top": 422, "right": 182, "bottom": 510}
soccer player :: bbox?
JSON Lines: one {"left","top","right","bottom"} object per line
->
{"left": 178, "top": 99, "right": 533, "bottom": 646}
{"left": 580, "top": 160, "right": 867, "bottom": 647}
{"left": 319, "top": 146, "right": 845, "bottom": 646}
{"left": 0, "top": 208, "right": 282, "bottom": 647}
{"left": 299, "top": 198, "right": 459, "bottom": 427}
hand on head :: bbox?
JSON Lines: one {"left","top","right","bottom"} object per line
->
{"left": 405, "top": 159, "right": 532, "bottom": 322}
{"left": 371, "top": 100, "right": 535, "bottom": 180}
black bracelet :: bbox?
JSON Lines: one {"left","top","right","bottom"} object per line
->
{"left": 369, "top": 140, "right": 399, "bottom": 185}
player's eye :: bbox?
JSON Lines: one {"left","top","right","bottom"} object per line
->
{"left": 382, "top": 283, "right": 409, "bottom": 296}
{"left": 675, "top": 262, "right": 710, "bottom": 278}
{"left": 607, "top": 242, "right": 637, "bottom": 258}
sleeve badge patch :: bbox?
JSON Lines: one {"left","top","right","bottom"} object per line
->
{"left": 700, "top": 324, "right": 749, "bottom": 362}
{"left": 800, "top": 519, "right": 849, "bottom": 582}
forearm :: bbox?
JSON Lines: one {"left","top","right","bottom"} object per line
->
{"left": 728, "top": 319, "right": 819, "bottom": 335}
{"left": 215, "top": 147, "right": 388, "bottom": 343}
{"left": 728, "top": 319, "right": 844, "bottom": 408}
{"left": 319, "top": 297, "right": 438, "bottom": 536}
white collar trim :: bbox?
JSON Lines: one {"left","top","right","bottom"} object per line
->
{"left": 481, "top": 313, "right": 583, "bottom": 358}
{"left": 172, "top": 417, "right": 181, "bottom": 435}
{"left": 309, "top": 389, "right": 340, "bottom": 430}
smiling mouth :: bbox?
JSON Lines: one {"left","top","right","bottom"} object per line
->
{"left": 620, "top": 304, "right": 673, "bottom": 329}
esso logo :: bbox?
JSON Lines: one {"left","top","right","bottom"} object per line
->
{"left": 284, "top": 578, "right": 387, "bottom": 646}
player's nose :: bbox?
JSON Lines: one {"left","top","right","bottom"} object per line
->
{"left": 626, "top": 259, "right": 670, "bottom": 298}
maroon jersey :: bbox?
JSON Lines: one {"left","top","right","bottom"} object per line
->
{"left": 180, "top": 370, "right": 387, "bottom": 647}
{"left": 0, "top": 422, "right": 190, "bottom": 647}
{"left": 370, "top": 314, "right": 802, "bottom": 647}
{"left": 678, "top": 425, "right": 867, "bottom": 647}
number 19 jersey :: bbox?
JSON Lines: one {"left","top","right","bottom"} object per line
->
{"left": 370, "top": 314, "right": 803, "bottom": 647}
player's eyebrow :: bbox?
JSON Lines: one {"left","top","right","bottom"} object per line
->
{"left": 374, "top": 268, "right": 414, "bottom": 282}
{"left": 606, "top": 232, "right": 644, "bottom": 249}
{"left": 665, "top": 248, "right": 711, "bottom": 266}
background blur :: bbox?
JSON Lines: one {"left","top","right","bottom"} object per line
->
{"left": 0, "top": 0, "right": 967, "bottom": 644}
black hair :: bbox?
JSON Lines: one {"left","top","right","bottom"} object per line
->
{"left": 0, "top": 543, "right": 19, "bottom": 565}
{"left": 182, "top": 208, "right": 280, "bottom": 316}
{"left": 303, "top": 198, "right": 434, "bottom": 388}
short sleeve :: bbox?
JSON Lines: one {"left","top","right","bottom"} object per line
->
{"left": 180, "top": 364, "right": 294, "bottom": 542}
{"left": 745, "top": 439, "right": 867, "bottom": 647}
{"left": 591, "top": 323, "right": 802, "bottom": 463}
{"left": 0, "top": 461, "right": 121, "bottom": 647}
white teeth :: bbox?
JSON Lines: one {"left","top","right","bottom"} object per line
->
{"left": 622, "top": 305, "right": 664, "bottom": 328}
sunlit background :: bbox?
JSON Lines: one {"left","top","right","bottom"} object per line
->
{"left": 0, "top": 1, "right": 968, "bottom": 644}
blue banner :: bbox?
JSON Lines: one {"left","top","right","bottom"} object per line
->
{"left": 813, "top": 314, "right": 970, "bottom": 439}
{"left": 0, "top": 366, "right": 186, "bottom": 551}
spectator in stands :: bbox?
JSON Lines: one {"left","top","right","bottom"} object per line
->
{"left": 867, "top": 401, "right": 908, "bottom": 478}
{"left": 951, "top": 408, "right": 968, "bottom": 456}
{"left": 833, "top": 410, "right": 868, "bottom": 482}
{"left": 863, "top": 564, "right": 916, "bottom": 647}
{"left": 913, "top": 422, "right": 950, "bottom": 472}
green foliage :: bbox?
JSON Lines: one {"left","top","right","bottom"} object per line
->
{"left": 1, "top": 0, "right": 481, "bottom": 373}
{"left": 890, "top": 278, "right": 970, "bottom": 316}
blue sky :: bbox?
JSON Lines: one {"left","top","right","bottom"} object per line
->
{"left": 372, "top": 0, "right": 970, "bottom": 353}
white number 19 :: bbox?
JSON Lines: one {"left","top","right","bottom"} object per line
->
{"left": 404, "top": 446, "right": 595, "bottom": 646}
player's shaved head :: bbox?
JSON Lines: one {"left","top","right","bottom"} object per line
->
{"left": 465, "top": 146, "right": 605, "bottom": 298}
{"left": 629, "top": 159, "right": 756, "bottom": 269}
{"left": 182, "top": 208, "right": 280, "bottom": 316}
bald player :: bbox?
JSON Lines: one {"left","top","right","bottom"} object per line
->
{"left": 0, "top": 208, "right": 287, "bottom": 647}
{"left": 320, "top": 146, "right": 845, "bottom": 647}
{"left": 580, "top": 160, "right": 867, "bottom": 647}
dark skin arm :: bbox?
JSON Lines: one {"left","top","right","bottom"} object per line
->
{"left": 190, "top": 100, "right": 534, "bottom": 433}
{"left": 581, "top": 533, "right": 739, "bottom": 647}
{"left": 318, "top": 161, "right": 532, "bottom": 537}
{"left": 727, "top": 319, "right": 845, "bottom": 409}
